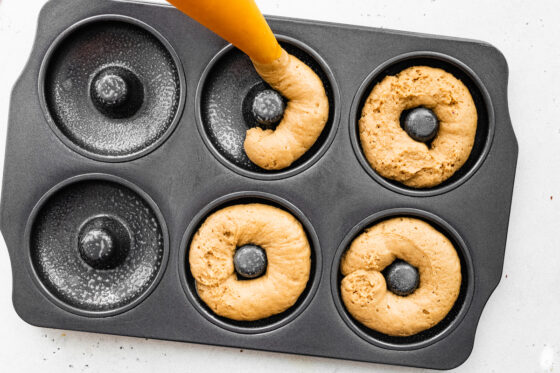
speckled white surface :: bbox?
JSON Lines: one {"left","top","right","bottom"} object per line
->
{"left": 0, "top": 0, "right": 559, "bottom": 372}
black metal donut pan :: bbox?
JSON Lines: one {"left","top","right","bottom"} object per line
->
{"left": 0, "top": 0, "right": 518, "bottom": 369}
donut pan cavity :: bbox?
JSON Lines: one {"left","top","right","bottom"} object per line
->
{"left": 179, "top": 191, "right": 322, "bottom": 334}
{"left": 0, "top": 0, "right": 518, "bottom": 370}
{"left": 197, "top": 35, "right": 339, "bottom": 180}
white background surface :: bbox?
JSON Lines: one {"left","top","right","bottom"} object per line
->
{"left": 0, "top": 0, "right": 559, "bottom": 372}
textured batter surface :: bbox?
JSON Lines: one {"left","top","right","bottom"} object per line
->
{"left": 245, "top": 49, "right": 329, "bottom": 170}
{"left": 340, "top": 217, "right": 461, "bottom": 336}
{"left": 359, "top": 66, "right": 477, "bottom": 188}
{"left": 189, "top": 203, "right": 311, "bottom": 321}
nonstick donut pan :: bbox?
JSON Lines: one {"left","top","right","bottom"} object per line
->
{"left": 0, "top": 0, "right": 518, "bottom": 369}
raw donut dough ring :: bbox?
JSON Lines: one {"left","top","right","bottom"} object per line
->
{"left": 189, "top": 203, "right": 311, "bottom": 321}
{"left": 340, "top": 217, "right": 461, "bottom": 337}
{"left": 359, "top": 66, "right": 477, "bottom": 188}
{"left": 245, "top": 48, "right": 329, "bottom": 170}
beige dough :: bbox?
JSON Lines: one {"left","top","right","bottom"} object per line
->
{"left": 189, "top": 203, "right": 311, "bottom": 321}
{"left": 245, "top": 48, "right": 329, "bottom": 170}
{"left": 340, "top": 217, "right": 461, "bottom": 336}
{"left": 359, "top": 66, "right": 477, "bottom": 188}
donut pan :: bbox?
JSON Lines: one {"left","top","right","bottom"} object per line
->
{"left": 0, "top": 0, "right": 518, "bottom": 369}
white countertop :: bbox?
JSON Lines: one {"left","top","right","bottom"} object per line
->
{"left": 0, "top": 0, "right": 558, "bottom": 371}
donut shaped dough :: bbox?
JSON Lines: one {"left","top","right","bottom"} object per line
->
{"left": 359, "top": 66, "right": 477, "bottom": 188}
{"left": 245, "top": 48, "right": 329, "bottom": 170}
{"left": 189, "top": 203, "right": 311, "bottom": 321}
{"left": 340, "top": 217, "right": 461, "bottom": 336}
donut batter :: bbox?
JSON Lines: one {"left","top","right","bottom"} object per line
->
{"left": 359, "top": 66, "right": 477, "bottom": 188}
{"left": 189, "top": 203, "right": 311, "bottom": 321}
{"left": 340, "top": 217, "right": 461, "bottom": 336}
{"left": 245, "top": 49, "right": 329, "bottom": 170}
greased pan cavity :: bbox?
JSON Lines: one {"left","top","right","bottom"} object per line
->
{"left": 0, "top": 0, "right": 517, "bottom": 369}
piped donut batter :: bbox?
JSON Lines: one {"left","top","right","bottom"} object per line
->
{"left": 245, "top": 49, "right": 329, "bottom": 170}
{"left": 189, "top": 203, "right": 311, "bottom": 321}
{"left": 359, "top": 66, "right": 477, "bottom": 188}
{"left": 340, "top": 217, "right": 461, "bottom": 336}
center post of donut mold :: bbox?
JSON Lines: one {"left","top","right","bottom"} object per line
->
{"left": 242, "top": 83, "right": 286, "bottom": 130}
{"left": 382, "top": 260, "right": 420, "bottom": 296}
{"left": 234, "top": 244, "right": 268, "bottom": 279}
{"left": 77, "top": 215, "right": 131, "bottom": 270}
{"left": 90, "top": 66, "right": 145, "bottom": 119}
{"left": 400, "top": 107, "right": 440, "bottom": 144}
